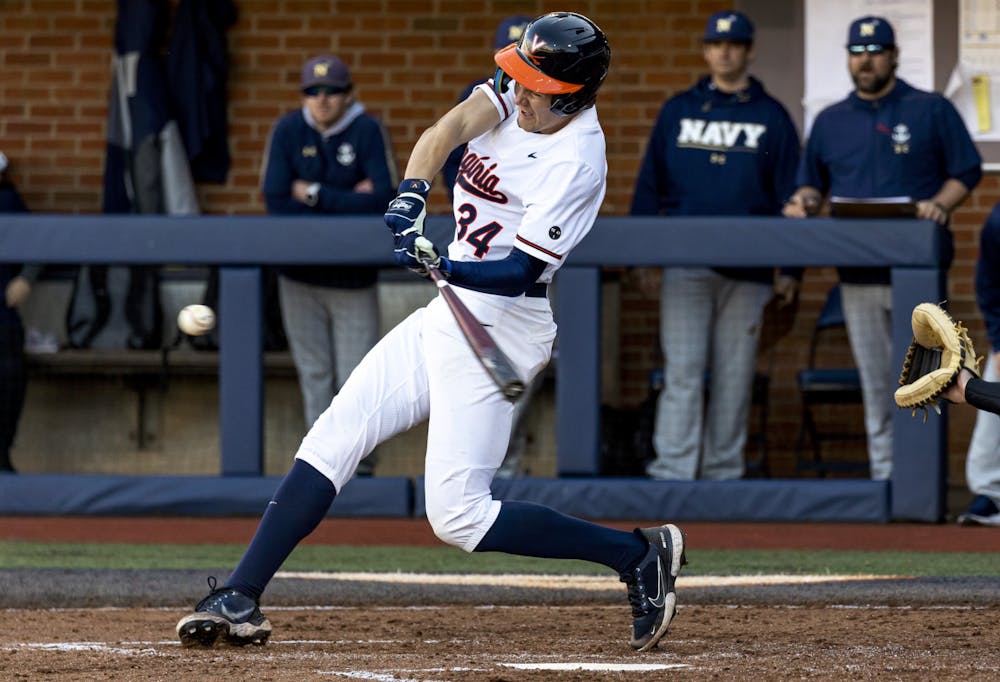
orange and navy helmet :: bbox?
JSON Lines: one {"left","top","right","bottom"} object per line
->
{"left": 493, "top": 12, "right": 611, "bottom": 117}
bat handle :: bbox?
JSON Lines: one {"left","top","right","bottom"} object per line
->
{"left": 419, "top": 255, "right": 445, "bottom": 283}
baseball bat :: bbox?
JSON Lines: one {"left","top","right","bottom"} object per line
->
{"left": 423, "top": 262, "right": 525, "bottom": 402}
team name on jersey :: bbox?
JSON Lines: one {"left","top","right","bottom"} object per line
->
{"left": 677, "top": 118, "right": 766, "bottom": 151}
{"left": 456, "top": 151, "right": 508, "bottom": 204}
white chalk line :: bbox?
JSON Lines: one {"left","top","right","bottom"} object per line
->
{"left": 501, "top": 662, "right": 690, "bottom": 671}
{"left": 273, "top": 571, "right": 909, "bottom": 589}
{"left": 3, "top": 640, "right": 693, "bottom": 676}
{"left": 3, "top": 641, "right": 692, "bottom": 679}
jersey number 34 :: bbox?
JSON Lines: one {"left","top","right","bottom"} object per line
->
{"left": 457, "top": 203, "right": 502, "bottom": 258}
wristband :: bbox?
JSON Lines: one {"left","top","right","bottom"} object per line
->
{"left": 398, "top": 178, "right": 431, "bottom": 195}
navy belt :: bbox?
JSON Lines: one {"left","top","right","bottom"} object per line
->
{"left": 525, "top": 282, "right": 548, "bottom": 298}
{"left": 450, "top": 282, "right": 548, "bottom": 298}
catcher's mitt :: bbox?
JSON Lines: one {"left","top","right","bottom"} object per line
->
{"left": 894, "top": 302, "right": 982, "bottom": 417}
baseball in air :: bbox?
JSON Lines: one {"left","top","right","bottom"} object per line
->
{"left": 177, "top": 304, "right": 216, "bottom": 336}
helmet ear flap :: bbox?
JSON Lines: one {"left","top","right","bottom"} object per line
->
{"left": 493, "top": 67, "right": 512, "bottom": 96}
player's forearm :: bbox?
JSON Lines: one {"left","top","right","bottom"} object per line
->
{"left": 404, "top": 89, "right": 499, "bottom": 182}
{"left": 405, "top": 122, "right": 463, "bottom": 182}
{"left": 447, "top": 249, "right": 547, "bottom": 296}
{"left": 965, "top": 376, "right": 1000, "bottom": 415}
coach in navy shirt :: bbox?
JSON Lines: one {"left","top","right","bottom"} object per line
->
{"left": 631, "top": 10, "right": 801, "bottom": 481}
{"left": 261, "top": 55, "right": 398, "bottom": 476}
{"left": 784, "top": 16, "right": 982, "bottom": 480}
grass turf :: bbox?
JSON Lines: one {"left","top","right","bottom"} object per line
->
{"left": 1, "top": 540, "right": 998, "bottom": 576}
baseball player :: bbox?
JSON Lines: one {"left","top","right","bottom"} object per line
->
{"left": 952, "top": 203, "right": 1000, "bottom": 525}
{"left": 176, "top": 12, "right": 686, "bottom": 653}
{"left": 895, "top": 298, "right": 1000, "bottom": 525}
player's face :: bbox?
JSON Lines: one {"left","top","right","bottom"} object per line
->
{"left": 848, "top": 46, "right": 897, "bottom": 97}
{"left": 513, "top": 83, "right": 573, "bottom": 134}
{"left": 702, "top": 40, "right": 751, "bottom": 81}
{"left": 302, "top": 87, "right": 353, "bottom": 130}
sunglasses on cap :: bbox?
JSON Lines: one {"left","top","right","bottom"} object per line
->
{"left": 848, "top": 44, "right": 890, "bottom": 55}
{"left": 303, "top": 85, "right": 348, "bottom": 97}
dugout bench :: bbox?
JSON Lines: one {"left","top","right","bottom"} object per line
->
{"left": 24, "top": 348, "right": 297, "bottom": 449}
{"left": 0, "top": 214, "right": 949, "bottom": 521}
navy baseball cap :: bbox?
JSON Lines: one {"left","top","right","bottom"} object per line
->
{"left": 703, "top": 10, "right": 754, "bottom": 43}
{"left": 847, "top": 16, "right": 895, "bottom": 48}
{"left": 494, "top": 15, "right": 531, "bottom": 49}
{"left": 301, "top": 55, "right": 351, "bottom": 92}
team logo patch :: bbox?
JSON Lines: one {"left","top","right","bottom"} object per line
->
{"left": 302, "top": 145, "right": 317, "bottom": 158}
{"left": 388, "top": 198, "right": 415, "bottom": 211}
{"left": 548, "top": 225, "right": 561, "bottom": 239}
{"left": 892, "top": 123, "right": 911, "bottom": 154}
{"left": 336, "top": 142, "right": 356, "bottom": 165}
{"left": 525, "top": 35, "right": 548, "bottom": 65}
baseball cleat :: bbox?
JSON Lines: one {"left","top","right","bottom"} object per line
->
{"left": 620, "top": 523, "right": 686, "bottom": 652}
{"left": 176, "top": 576, "right": 272, "bottom": 647}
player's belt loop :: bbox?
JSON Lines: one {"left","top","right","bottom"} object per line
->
{"left": 525, "top": 283, "right": 548, "bottom": 298}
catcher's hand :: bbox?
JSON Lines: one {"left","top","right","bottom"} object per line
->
{"left": 894, "top": 302, "right": 982, "bottom": 418}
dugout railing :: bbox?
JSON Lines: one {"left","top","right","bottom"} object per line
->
{"left": 0, "top": 215, "right": 949, "bottom": 522}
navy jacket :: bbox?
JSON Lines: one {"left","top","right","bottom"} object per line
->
{"left": 261, "top": 103, "right": 397, "bottom": 288}
{"left": 167, "top": 0, "right": 237, "bottom": 183}
{"left": 799, "top": 78, "right": 982, "bottom": 283}
{"left": 0, "top": 183, "right": 29, "bottom": 328}
{"left": 631, "top": 76, "right": 800, "bottom": 283}
{"left": 977, "top": 203, "right": 1000, "bottom": 352}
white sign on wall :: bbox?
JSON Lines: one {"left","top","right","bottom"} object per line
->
{"left": 945, "top": 1, "right": 1000, "bottom": 141}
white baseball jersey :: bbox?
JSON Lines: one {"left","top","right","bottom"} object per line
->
{"left": 448, "top": 80, "right": 607, "bottom": 283}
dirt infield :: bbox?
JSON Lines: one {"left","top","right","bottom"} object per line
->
{"left": 3, "top": 518, "right": 1000, "bottom": 679}
{"left": 4, "top": 604, "right": 999, "bottom": 680}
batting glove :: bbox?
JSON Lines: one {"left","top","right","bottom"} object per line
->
{"left": 395, "top": 234, "right": 450, "bottom": 277}
{"left": 384, "top": 178, "right": 431, "bottom": 238}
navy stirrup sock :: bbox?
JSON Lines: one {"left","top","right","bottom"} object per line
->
{"left": 474, "top": 500, "right": 647, "bottom": 574}
{"left": 226, "top": 460, "right": 337, "bottom": 600}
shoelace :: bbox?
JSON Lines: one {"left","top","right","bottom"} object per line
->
{"left": 620, "top": 568, "right": 650, "bottom": 618}
{"left": 194, "top": 575, "right": 230, "bottom": 611}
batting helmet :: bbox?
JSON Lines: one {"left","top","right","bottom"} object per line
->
{"left": 493, "top": 12, "right": 611, "bottom": 117}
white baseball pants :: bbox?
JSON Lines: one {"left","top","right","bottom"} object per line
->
{"left": 295, "top": 287, "right": 556, "bottom": 552}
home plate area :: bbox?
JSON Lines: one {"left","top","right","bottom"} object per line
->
{"left": 4, "top": 602, "right": 998, "bottom": 680}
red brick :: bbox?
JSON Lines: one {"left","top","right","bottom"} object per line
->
{"left": 4, "top": 16, "right": 52, "bottom": 31}
{"left": 5, "top": 52, "right": 52, "bottom": 66}
{"left": 52, "top": 16, "right": 104, "bottom": 31}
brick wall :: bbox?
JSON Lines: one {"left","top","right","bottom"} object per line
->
{"left": 0, "top": 0, "right": 989, "bottom": 479}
